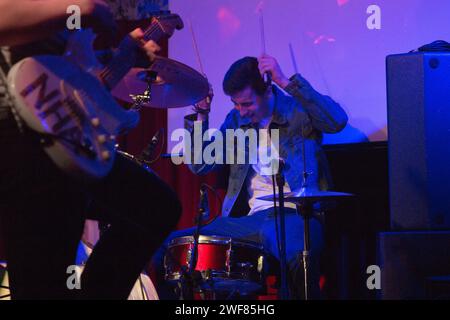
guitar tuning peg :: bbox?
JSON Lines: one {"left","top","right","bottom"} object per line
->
{"left": 91, "top": 118, "right": 100, "bottom": 127}
{"left": 97, "top": 135, "right": 107, "bottom": 144}
{"left": 101, "top": 150, "right": 111, "bottom": 161}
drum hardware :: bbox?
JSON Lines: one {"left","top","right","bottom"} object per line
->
{"left": 191, "top": 187, "right": 209, "bottom": 266}
{"left": 260, "top": 150, "right": 353, "bottom": 300}
{"left": 178, "top": 184, "right": 211, "bottom": 299}
{"left": 116, "top": 127, "right": 164, "bottom": 170}
{"left": 260, "top": 42, "right": 353, "bottom": 299}
{"left": 259, "top": 4, "right": 286, "bottom": 297}
{"left": 272, "top": 157, "right": 289, "bottom": 300}
{"left": 165, "top": 235, "right": 270, "bottom": 299}
{"left": 177, "top": 265, "right": 202, "bottom": 300}
{"left": 202, "top": 270, "right": 217, "bottom": 300}
{"left": 225, "top": 246, "right": 232, "bottom": 274}
{"left": 259, "top": 189, "right": 354, "bottom": 300}
{"left": 129, "top": 70, "right": 158, "bottom": 110}
{"left": 140, "top": 128, "right": 164, "bottom": 163}
{"left": 257, "top": 255, "right": 264, "bottom": 273}
{"left": 112, "top": 56, "right": 209, "bottom": 109}
{"left": 116, "top": 149, "right": 150, "bottom": 171}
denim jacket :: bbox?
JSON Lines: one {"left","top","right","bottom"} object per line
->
{"left": 184, "top": 74, "right": 348, "bottom": 217}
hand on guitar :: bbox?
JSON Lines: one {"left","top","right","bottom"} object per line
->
{"left": 86, "top": 1, "right": 162, "bottom": 63}
{"left": 258, "top": 54, "right": 290, "bottom": 89}
{"left": 129, "top": 28, "right": 162, "bottom": 63}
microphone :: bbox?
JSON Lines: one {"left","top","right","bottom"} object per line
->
{"left": 141, "top": 128, "right": 164, "bottom": 161}
{"left": 198, "top": 184, "right": 210, "bottom": 221}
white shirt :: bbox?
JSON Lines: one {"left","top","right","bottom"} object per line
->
{"left": 247, "top": 116, "right": 296, "bottom": 215}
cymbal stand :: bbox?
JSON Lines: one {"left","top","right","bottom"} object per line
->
{"left": 129, "top": 70, "right": 158, "bottom": 110}
{"left": 275, "top": 162, "right": 289, "bottom": 300}
{"left": 179, "top": 187, "right": 208, "bottom": 300}
{"left": 297, "top": 122, "right": 313, "bottom": 300}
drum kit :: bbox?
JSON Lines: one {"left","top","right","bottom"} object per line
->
{"left": 0, "top": 13, "right": 356, "bottom": 301}
{"left": 164, "top": 235, "right": 275, "bottom": 299}
{"left": 159, "top": 191, "right": 353, "bottom": 301}
{"left": 0, "top": 50, "right": 354, "bottom": 303}
{"left": 107, "top": 19, "right": 355, "bottom": 301}
{"left": 107, "top": 43, "right": 355, "bottom": 301}
{"left": 160, "top": 190, "right": 353, "bottom": 301}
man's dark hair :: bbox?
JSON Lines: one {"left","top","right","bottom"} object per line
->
{"left": 223, "top": 57, "right": 268, "bottom": 96}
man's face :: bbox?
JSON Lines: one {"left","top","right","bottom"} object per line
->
{"left": 230, "top": 86, "right": 268, "bottom": 124}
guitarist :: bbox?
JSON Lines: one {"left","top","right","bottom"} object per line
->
{"left": 0, "top": 0, "right": 181, "bottom": 299}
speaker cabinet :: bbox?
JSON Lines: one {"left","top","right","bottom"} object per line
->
{"left": 377, "top": 231, "right": 450, "bottom": 299}
{"left": 386, "top": 52, "right": 450, "bottom": 230}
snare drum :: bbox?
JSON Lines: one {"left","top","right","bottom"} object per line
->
{"left": 164, "top": 235, "right": 271, "bottom": 295}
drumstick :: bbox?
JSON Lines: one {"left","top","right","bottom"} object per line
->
{"left": 189, "top": 20, "right": 211, "bottom": 104}
{"left": 189, "top": 20, "right": 205, "bottom": 76}
{"left": 258, "top": 8, "right": 271, "bottom": 84}
{"left": 289, "top": 43, "right": 299, "bottom": 74}
{"left": 259, "top": 9, "right": 266, "bottom": 55}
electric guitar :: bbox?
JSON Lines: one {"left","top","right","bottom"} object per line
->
{"left": 7, "top": 13, "right": 183, "bottom": 179}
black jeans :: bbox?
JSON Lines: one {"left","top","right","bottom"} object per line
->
{"left": 0, "top": 114, "right": 181, "bottom": 299}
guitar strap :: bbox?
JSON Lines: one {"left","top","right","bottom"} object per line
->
{"left": 0, "top": 48, "right": 13, "bottom": 120}
{"left": 0, "top": 47, "right": 24, "bottom": 133}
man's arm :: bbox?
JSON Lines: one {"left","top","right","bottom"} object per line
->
{"left": 0, "top": 0, "right": 115, "bottom": 46}
{"left": 283, "top": 74, "right": 348, "bottom": 133}
{"left": 258, "top": 54, "right": 348, "bottom": 133}
{"left": 184, "top": 87, "right": 230, "bottom": 175}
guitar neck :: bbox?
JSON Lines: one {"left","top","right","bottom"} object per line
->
{"left": 100, "top": 20, "right": 166, "bottom": 90}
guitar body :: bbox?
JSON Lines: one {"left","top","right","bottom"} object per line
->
{"left": 7, "top": 30, "right": 139, "bottom": 179}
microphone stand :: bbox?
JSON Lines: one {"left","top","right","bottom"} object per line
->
{"left": 180, "top": 186, "right": 208, "bottom": 299}
{"left": 190, "top": 188, "right": 206, "bottom": 273}
{"left": 297, "top": 122, "right": 312, "bottom": 300}
{"left": 275, "top": 160, "right": 289, "bottom": 300}
{"left": 268, "top": 119, "right": 289, "bottom": 300}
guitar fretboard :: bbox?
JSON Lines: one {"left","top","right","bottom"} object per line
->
{"left": 101, "top": 21, "right": 166, "bottom": 90}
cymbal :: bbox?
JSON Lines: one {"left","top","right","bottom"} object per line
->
{"left": 257, "top": 188, "right": 354, "bottom": 204}
{"left": 112, "top": 57, "right": 209, "bottom": 109}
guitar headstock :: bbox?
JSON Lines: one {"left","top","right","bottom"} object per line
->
{"left": 152, "top": 12, "right": 184, "bottom": 37}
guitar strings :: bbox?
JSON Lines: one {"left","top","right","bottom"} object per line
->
{"left": 99, "top": 23, "right": 162, "bottom": 84}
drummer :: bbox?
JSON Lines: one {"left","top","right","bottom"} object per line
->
{"left": 152, "top": 55, "right": 347, "bottom": 299}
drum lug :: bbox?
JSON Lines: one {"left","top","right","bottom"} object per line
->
{"left": 257, "top": 255, "right": 264, "bottom": 273}
{"left": 186, "top": 248, "right": 193, "bottom": 266}
{"left": 226, "top": 248, "right": 233, "bottom": 275}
